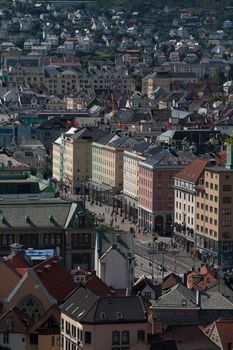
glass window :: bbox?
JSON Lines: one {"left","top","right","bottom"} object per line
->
{"left": 84, "top": 332, "right": 92, "bottom": 344}
{"left": 122, "top": 330, "right": 129, "bottom": 345}
{"left": 112, "top": 331, "right": 120, "bottom": 345}
{"left": 137, "top": 330, "right": 145, "bottom": 342}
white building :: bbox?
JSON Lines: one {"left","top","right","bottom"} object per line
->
{"left": 95, "top": 230, "right": 135, "bottom": 291}
{"left": 174, "top": 159, "right": 208, "bottom": 251}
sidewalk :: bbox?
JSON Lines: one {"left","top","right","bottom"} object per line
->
{"left": 85, "top": 201, "right": 167, "bottom": 245}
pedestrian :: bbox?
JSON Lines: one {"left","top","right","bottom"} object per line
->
{"left": 138, "top": 229, "right": 140, "bottom": 235}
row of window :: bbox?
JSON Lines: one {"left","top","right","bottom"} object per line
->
{"left": 176, "top": 191, "right": 194, "bottom": 202}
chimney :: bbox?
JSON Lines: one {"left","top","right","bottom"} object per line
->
{"left": 196, "top": 289, "right": 200, "bottom": 307}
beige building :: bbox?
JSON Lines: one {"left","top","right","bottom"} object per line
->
{"left": 174, "top": 159, "right": 208, "bottom": 251}
{"left": 195, "top": 145, "right": 233, "bottom": 269}
{"left": 52, "top": 126, "right": 105, "bottom": 193}
{"left": 142, "top": 71, "right": 198, "bottom": 96}
{"left": 61, "top": 286, "right": 147, "bottom": 350}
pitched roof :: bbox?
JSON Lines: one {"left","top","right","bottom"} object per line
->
{"left": 61, "top": 286, "right": 147, "bottom": 324}
{"left": 162, "top": 273, "right": 182, "bottom": 291}
{"left": 84, "top": 274, "right": 116, "bottom": 297}
{"left": 0, "top": 198, "right": 85, "bottom": 229}
{"left": 213, "top": 318, "right": 233, "bottom": 349}
{"left": 34, "top": 256, "right": 75, "bottom": 303}
{"left": 154, "top": 283, "right": 233, "bottom": 310}
{"left": 141, "top": 149, "right": 197, "bottom": 168}
{"left": 175, "top": 159, "right": 208, "bottom": 183}
{"left": 161, "top": 325, "right": 219, "bottom": 350}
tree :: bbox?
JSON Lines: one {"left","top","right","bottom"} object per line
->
{"left": 228, "top": 65, "right": 233, "bottom": 81}
{"left": 213, "top": 70, "right": 226, "bottom": 85}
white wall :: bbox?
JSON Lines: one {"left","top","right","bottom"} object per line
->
{"left": 0, "top": 332, "right": 26, "bottom": 350}
{"left": 99, "top": 248, "right": 127, "bottom": 290}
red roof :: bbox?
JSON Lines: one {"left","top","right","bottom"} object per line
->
{"left": 215, "top": 318, "right": 233, "bottom": 349}
{"left": 186, "top": 265, "right": 217, "bottom": 290}
{"left": 84, "top": 275, "right": 116, "bottom": 297}
{"left": 175, "top": 159, "right": 208, "bottom": 183}
{"left": 34, "top": 256, "right": 75, "bottom": 303}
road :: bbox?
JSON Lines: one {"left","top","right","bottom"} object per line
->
{"left": 134, "top": 239, "right": 200, "bottom": 276}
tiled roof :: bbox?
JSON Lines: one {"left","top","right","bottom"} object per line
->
{"left": 69, "top": 126, "right": 106, "bottom": 141}
{"left": 34, "top": 256, "right": 75, "bottom": 303}
{"left": 84, "top": 274, "right": 116, "bottom": 297}
{"left": 154, "top": 283, "right": 233, "bottom": 310}
{"left": 162, "top": 273, "right": 182, "bottom": 291}
{"left": 141, "top": 149, "right": 197, "bottom": 168}
{"left": 214, "top": 318, "right": 233, "bottom": 349}
{"left": 175, "top": 159, "right": 208, "bottom": 183}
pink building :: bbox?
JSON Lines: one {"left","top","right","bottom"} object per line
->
{"left": 138, "top": 148, "right": 197, "bottom": 235}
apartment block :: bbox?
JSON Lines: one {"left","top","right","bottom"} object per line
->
{"left": 195, "top": 165, "right": 233, "bottom": 269}
{"left": 174, "top": 159, "right": 208, "bottom": 252}
{"left": 52, "top": 127, "right": 106, "bottom": 193}
{"left": 61, "top": 286, "right": 147, "bottom": 350}
{"left": 138, "top": 149, "right": 197, "bottom": 235}
{"left": 90, "top": 134, "right": 140, "bottom": 204}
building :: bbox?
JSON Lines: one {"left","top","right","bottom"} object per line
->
{"left": 195, "top": 145, "right": 233, "bottom": 269}
{"left": 52, "top": 126, "right": 106, "bottom": 193}
{"left": 174, "top": 159, "right": 209, "bottom": 251}
{"left": 138, "top": 149, "right": 197, "bottom": 235}
{"left": 91, "top": 133, "right": 140, "bottom": 205}
{"left": 0, "top": 198, "right": 95, "bottom": 271}
{"left": 95, "top": 229, "right": 135, "bottom": 291}
{"left": 61, "top": 286, "right": 147, "bottom": 350}
{"left": 142, "top": 72, "right": 198, "bottom": 96}
{"left": 151, "top": 283, "right": 233, "bottom": 332}
{"left": 122, "top": 143, "right": 155, "bottom": 222}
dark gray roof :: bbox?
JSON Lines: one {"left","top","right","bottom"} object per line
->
{"left": 0, "top": 199, "right": 88, "bottom": 229}
{"left": 109, "top": 136, "right": 140, "bottom": 149}
{"left": 141, "top": 149, "right": 197, "bottom": 168}
{"left": 154, "top": 283, "right": 233, "bottom": 310}
{"left": 69, "top": 127, "right": 106, "bottom": 142}
{"left": 97, "top": 133, "right": 119, "bottom": 145}
{"left": 96, "top": 229, "right": 134, "bottom": 260}
{"left": 61, "top": 286, "right": 147, "bottom": 324}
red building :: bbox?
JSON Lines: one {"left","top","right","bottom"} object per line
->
{"left": 138, "top": 148, "right": 197, "bottom": 235}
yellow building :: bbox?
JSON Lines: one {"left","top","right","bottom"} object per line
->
{"left": 52, "top": 127, "right": 106, "bottom": 193}
{"left": 195, "top": 144, "right": 233, "bottom": 269}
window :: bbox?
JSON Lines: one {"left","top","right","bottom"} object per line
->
{"left": 223, "top": 232, "right": 231, "bottom": 238}
{"left": 100, "top": 312, "right": 107, "bottom": 320}
{"left": 223, "top": 185, "right": 231, "bottom": 191}
{"left": 30, "top": 334, "right": 38, "bottom": 345}
{"left": 116, "top": 312, "right": 123, "bottom": 320}
{"left": 223, "top": 197, "right": 231, "bottom": 204}
{"left": 222, "top": 205, "right": 231, "bottom": 215}
{"left": 112, "top": 331, "right": 120, "bottom": 345}
{"left": 223, "top": 220, "right": 231, "bottom": 227}
{"left": 137, "top": 330, "right": 145, "bottom": 342}
{"left": 122, "top": 331, "right": 129, "bottom": 345}
{"left": 144, "top": 291, "right": 151, "bottom": 299}
{"left": 84, "top": 331, "right": 92, "bottom": 344}
{"left": 3, "top": 332, "right": 9, "bottom": 344}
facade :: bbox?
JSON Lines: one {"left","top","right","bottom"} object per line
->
{"left": 195, "top": 165, "right": 233, "bottom": 269}
{"left": 90, "top": 134, "right": 140, "bottom": 205}
{"left": 122, "top": 145, "right": 160, "bottom": 223}
{"left": 61, "top": 286, "right": 147, "bottom": 350}
{"left": 52, "top": 126, "right": 106, "bottom": 193}
{"left": 95, "top": 229, "right": 135, "bottom": 291}
{"left": 138, "top": 149, "right": 197, "bottom": 235}
{"left": 0, "top": 198, "right": 95, "bottom": 271}
{"left": 174, "top": 159, "right": 208, "bottom": 251}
